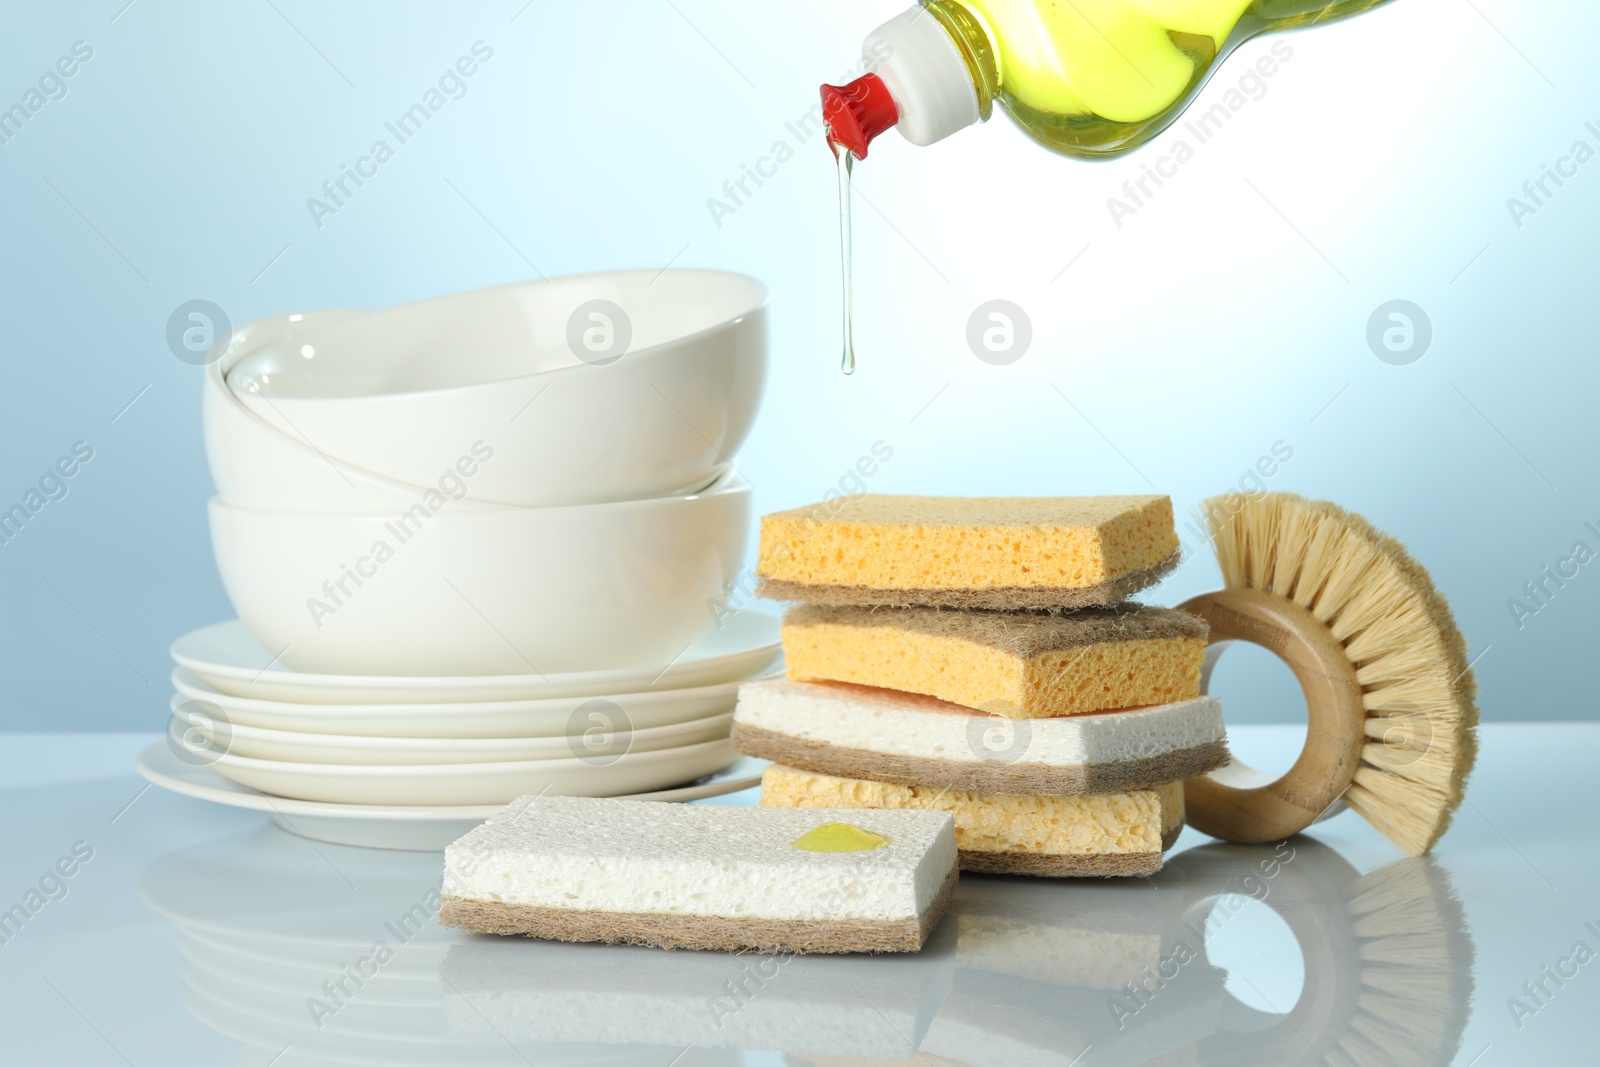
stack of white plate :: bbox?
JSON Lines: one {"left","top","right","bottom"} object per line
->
{"left": 139, "top": 271, "right": 776, "bottom": 849}
{"left": 140, "top": 611, "right": 778, "bottom": 850}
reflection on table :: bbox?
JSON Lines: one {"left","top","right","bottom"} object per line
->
{"left": 140, "top": 825, "right": 1472, "bottom": 1066}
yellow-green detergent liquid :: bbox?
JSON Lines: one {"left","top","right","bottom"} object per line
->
{"left": 921, "top": 0, "right": 1391, "bottom": 157}
{"left": 827, "top": 0, "right": 1392, "bottom": 371}
{"left": 792, "top": 823, "right": 890, "bottom": 852}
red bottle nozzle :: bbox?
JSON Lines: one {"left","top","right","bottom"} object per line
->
{"left": 820, "top": 74, "right": 898, "bottom": 159}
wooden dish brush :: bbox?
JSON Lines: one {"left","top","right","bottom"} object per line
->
{"left": 1178, "top": 493, "right": 1479, "bottom": 856}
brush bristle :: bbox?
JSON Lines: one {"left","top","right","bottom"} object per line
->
{"left": 1326, "top": 859, "right": 1475, "bottom": 1067}
{"left": 1203, "top": 493, "right": 1479, "bottom": 855}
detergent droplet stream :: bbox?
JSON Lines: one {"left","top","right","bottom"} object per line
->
{"left": 835, "top": 144, "right": 856, "bottom": 376}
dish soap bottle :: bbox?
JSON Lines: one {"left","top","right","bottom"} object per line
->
{"left": 822, "top": 0, "right": 1394, "bottom": 372}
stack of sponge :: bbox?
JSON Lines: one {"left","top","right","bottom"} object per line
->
{"left": 735, "top": 494, "right": 1229, "bottom": 878}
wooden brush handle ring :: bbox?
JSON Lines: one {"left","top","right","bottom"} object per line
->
{"left": 1177, "top": 588, "right": 1366, "bottom": 844}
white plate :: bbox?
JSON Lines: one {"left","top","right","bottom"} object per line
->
{"left": 136, "top": 740, "right": 765, "bottom": 850}
{"left": 170, "top": 610, "right": 780, "bottom": 704}
{"left": 169, "top": 694, "right": 734, "bottom": 765}
{"left": 184, "top": 726, "right": 745, "bottom": 806}
{"left": 170, "top": 663, "right": 778, "bottom": 738}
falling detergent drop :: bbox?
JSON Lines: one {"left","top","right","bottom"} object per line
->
{"left": 834, "top": 144, "right": 856, "bottom": 376}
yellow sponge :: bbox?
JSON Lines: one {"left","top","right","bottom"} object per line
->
{"left": 757, "top": 495, "right": 1180, "bottom": 610}
{"left": 761, "top": 764, "right": 1185, "bottom": 878}
{"left": 781, "top": 604, "right": 1205, "bottom": 718}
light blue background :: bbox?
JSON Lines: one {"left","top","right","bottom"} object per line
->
{"left": 1, "top": 0, "right": 1593, "bottom": 730}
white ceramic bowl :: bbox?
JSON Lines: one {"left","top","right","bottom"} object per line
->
{"left": 225, "top": 270, "right": 768, "bottom": 508}
{"left": 203, "top": 311, "right": 470, "bottom": 512}
{"left": 169, "top": 694, "right": 734, "bottom": 765}
{"left": 170, "top": 665, "right": 776, "bottom": 737}
{"left": 207, "top": 472, "right": 750, "bottom": 677}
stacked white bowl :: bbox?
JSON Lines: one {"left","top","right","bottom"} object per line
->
{"left": 172, "top": 270, "right": 773, "bottom": 812}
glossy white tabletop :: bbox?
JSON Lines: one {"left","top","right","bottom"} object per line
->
{"left": 0, "top": 724, "right": 1590, "bottom": 1066}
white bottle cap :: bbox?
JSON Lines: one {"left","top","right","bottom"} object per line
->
{"left": 865, "top": 6, "right": 981, "bottom": 147}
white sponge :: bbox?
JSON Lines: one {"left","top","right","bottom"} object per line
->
{"left": 440, "top": 795, "right": 959, "bottom": 953}
{"left": 734, "top": 679, "right": 1228, "bottom": 795}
